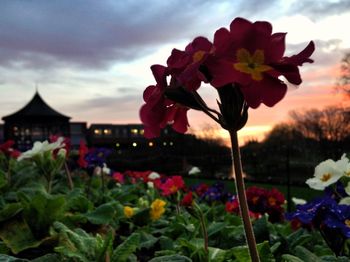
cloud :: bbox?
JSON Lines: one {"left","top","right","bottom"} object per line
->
{"left": 289, "top": 0, "right": 350, "bottom": 19}
{"left": 0, "top": 0, "right": 225, "bottom": 70}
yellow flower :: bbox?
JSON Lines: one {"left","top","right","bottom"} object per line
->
{"left": 234, "top": 48, "right": 272, "bottom": 81}
{"left": 123, "top": 206, "right": 134, "bottom": 218}
{"left": 150, "top": 199, "right": 166, "bottom": 221}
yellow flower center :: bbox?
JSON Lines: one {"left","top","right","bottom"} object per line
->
{"left": 345, "top": 219, "right": 350, "bottom": 228}
{"left": 234, "top": 49, "right": 272, "bottom": 81}
{"left": 193, "top": 50, "right": 205, "bottom": 63}
{"left": 345, "top": 171, "right": 350, "bottom": 177}
{"left": 170, "top": 185, "right": 178, "bottom": 193}
{"left": 252, "top": 196, "right": 259, "bottom": 204}
{"left": 268, "top": 197, "right": 277, "bottom": 206}
{"left": 321, "top": 173, "right": 332, "bottom": 182}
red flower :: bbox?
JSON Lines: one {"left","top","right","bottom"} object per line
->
{"left": 267, "top": 188, "right": 285, "bottom": 206}
{"left": 167, "top": 37, "right": 213, "bottom": 91}
{"left": 0, "top": 140, "right": 21, "bottom": 159}
{"left": 195, "top": 183, "right": 209, "bottom": 197}
{"left": 140, "top": 65, "right": 189, "bottom": 138}
{"left": 77, "top": 140, "right": 88, "bottom": 168}
{"left": 208, "top": 17, "right": 315, "bottom": 108}
{"left": 181, "top": 191, "right": 193, "bottom": 207}
{"left": 225, "top": 198, "right": 239, "bottom": 213}
{"left": 112, "top": 172, "right": 124, "bottom": 184}
{"left": 158, "top": 176, "right": 185, "bottom": 196}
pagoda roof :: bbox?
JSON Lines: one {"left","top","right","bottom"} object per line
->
{"left": 2, "top": 91, "right": 70, "bottom": 121}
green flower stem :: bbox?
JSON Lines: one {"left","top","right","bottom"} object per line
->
{"left": 47, "top": 172, "right": 53, "bottom": 193}
{"left": 64, "top": 162, "right": 74, "bottom": 190}
{"left": 194, "top": 202, "right": 208, "bottom": 255}
{"left": 229, "top": 130, "right": 260, "bottom": 262}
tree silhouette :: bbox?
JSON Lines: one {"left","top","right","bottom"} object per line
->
{"left": 337, "top": 52, "right": 350, "bottom": 96}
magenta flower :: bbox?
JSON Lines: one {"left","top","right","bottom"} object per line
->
{"left": 208, "top": 17, "right": 315, "bottom": 108}
{"left": 167, "top": 37, "right": 213, "bottom": 91}
{"left": 140, "top": 65, "right": 190, "bottom": 138}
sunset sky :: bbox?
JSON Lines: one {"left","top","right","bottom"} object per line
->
{"left": 0, "top": 0, "right": 349, "bottom": 144}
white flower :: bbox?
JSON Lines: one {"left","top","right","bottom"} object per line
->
{"left": 306, "top": 159, "right": 343, "bottom": 190}
{"left": 147, "top": 181, "right": 154, "bottom": 188}
{"left": 18, "top": 137, "right": 65, "bottom": 161}
{"left": 345, "top": 181, "right": 350, "bottom": 196}
{"left": 337, "top": 154, "right": 350, "bottom": 178}
{"left": 148, "top": 172, "right": 160, "bottom": 180}
{"left": 188, "top": 166, "right": 201, "bottom": 175}
{"left": 291, "top": 197, "right": 306, "bottom": 205}
{"left": 339, "top": 197, "right": 350, "bottom": 205}
{"left": 102, "top": 163, "right": 110, "bottom": 175}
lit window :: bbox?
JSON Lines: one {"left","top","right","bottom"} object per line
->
{"left": 163, "top": 142, "right": 167, "bottom": 146}
{"left": 94, "top": 129, "right": 101, "bottom": 135}
{"left": 25, "top": 129, "right": 30, "bottom": 135}
{"left": 13, "top": 126, "right": 18, "bottom": 131}
{"left": 169, "top": 141, "right": 174, "bottom": 146}
{"left": 140, "top": 129, "right": 145, "bottom": 135}
{"left": 103, "top": 129, "right": 112, "bottom": 135}
{"left": 130, "top": 129, "right": 138, "bottom": 134}
{"left": 116, "top": 143, "right": 120, "bottom": 147}
{"left": 148, "top": 142, "right": 154, "bottom": 147}
{"left": 132, "top": 142, "right": 137, "bottom": 147}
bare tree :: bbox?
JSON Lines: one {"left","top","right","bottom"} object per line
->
{"left": 337, "top": 52, "right": 350, "bottom": 96}
{"left": 289, "top": 106, "right": 350, "bottom": 142}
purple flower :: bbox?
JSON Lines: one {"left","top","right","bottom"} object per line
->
{"left": 85, "top": 147, "right": 112, "bottom": 168}
{"left": 286, "top": 196, "right": 336, "bottom": 225}
{"left": 324, "top": 204, "right": 350, "bottom": 238}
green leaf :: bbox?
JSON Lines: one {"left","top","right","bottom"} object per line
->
{"left": 19, "top": 191, "right": 66, "bottom": 238}
{"left": 31, "top": 254, "right": 61, "bottom": 262}
{"left": 294, "top": 246, "right": 321, "bottom": 262}
{"left": 320, "top": 256, "right": 350, "bottom": 262}
{"left": 84, "top": 202, "right": 116, "bottom": 225}
{"left": 287, "top": 229, "right": 312, "bottom": 249}
{"left": 0, "top": 203, "right": 22, "bottom": 223}
{"left": 66, "top": 191, "right": 93, "bottom": 213}
{"left": 159, "top": 236, "right": 174, "bottom": 250}
{"left": 53, "top": 221, "right": 110, "bottom": 262}
{"left": 132, "top": 207, "right": 151, "bottom": 226}
{"left": 139, "top": 232, "right": 158, "bottom": 249}
{"left": 253, "top": 215, "right": 270, "bottom": 243}
{"left": 231, "top": 241, "right": 275, "bottom": 262}
{"left": 148, "top": 254, "right": 192, "bottom": 262}
{"left": 208, "top": 247, "right": 227, "bottom": 262}
{"left": 0, "top": 217, "right": 43, "bottom": 254}
{"left": 0, "top": 254, "right": 29, "bottom": 261}
{"left": 0, "top": 169, "right": 7, "bottom": 189}
{"left": 281, "top": 254, "right": 304, "bottom": 262}
{"left": 207, "top": 222, "right": 227, "bottom": 237}
{"left": 111, "top": 233, "right": 140, "bottom": 262}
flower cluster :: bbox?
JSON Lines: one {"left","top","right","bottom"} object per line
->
{"left": 288, "top": 154, "right": 350, "bottom": 256}
{"left": 154, "top": 175, "right": 185, "bottom": 196}
{"left": 306, "top": 154, "right": 350, "bottom": 190}
{"left": 226, "top": 186, "right": 285, "bottom": 223}
{"left": 199, "top": 182, "right": 231, "bottom": 203}
{"left": 17, "top": 137, "right": 66, "bottom": 161}
{"left": 0, "top": 140, "right": 21, "bottom": 159}
{"left": 140, "top": 17, "right": 314, "bottom": 137}
{"left": 150, "top": 199, "right": 166, "bottom": 221}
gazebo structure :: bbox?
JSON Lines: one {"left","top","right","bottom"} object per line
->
{"left": 2, "top": 91, "right": 70, "bottom": 150}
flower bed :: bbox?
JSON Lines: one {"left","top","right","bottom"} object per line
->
{"left": 0, "top": 139, "right": 349, "bottom": 261}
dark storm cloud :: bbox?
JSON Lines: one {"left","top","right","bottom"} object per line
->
{"left": 0, "top": 0, "right": 219, "bottom": 69}
{"left": 289, "top": 0, "right": 350, "bottom": 19}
